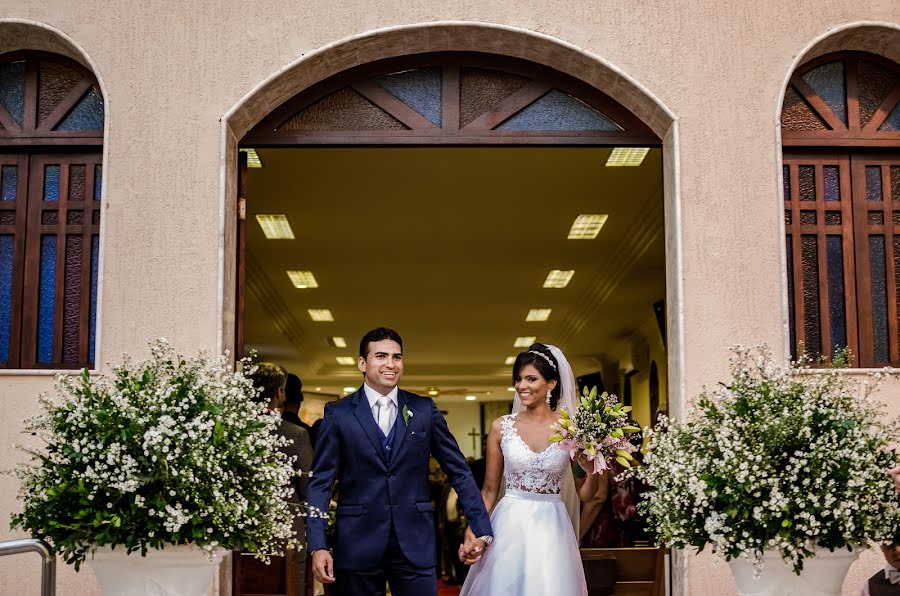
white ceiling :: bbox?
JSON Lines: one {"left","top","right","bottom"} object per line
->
{"left": 244, "top": 147, "right": 665, "bottom": 403}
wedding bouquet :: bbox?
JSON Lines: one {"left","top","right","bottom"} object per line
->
{"left": 549, "top": 386, "right": 641, "bottom": 473}
{"left": 10, "top": 339, "right": 299, "bottom": 570}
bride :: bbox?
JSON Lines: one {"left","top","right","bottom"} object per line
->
{"left": 458, "top": 343, "right": 599, "bottom": 595}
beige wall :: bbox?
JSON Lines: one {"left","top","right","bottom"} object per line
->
{"left": 0, "top": 1, "right": 896, "bottom": 594}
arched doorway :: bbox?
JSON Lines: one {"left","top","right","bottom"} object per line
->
{"left": 224, "top": 27, "right": 678, "bottom": 596}
{"left": 236, "top": 53, "right": 667, "bottom": 596}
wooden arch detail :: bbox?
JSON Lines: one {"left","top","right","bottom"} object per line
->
{"left": 0, "top": 51, "right": 104, "bottom": 146}
{"left": 782, "top": 51, "right": 900, "bottom": 147}
{"left": 243, "top": 53, "right": 659, "bottom": 146}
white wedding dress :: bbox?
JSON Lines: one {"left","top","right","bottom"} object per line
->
{"left": 460, "top": 413, "right": 588, "bottom": 595}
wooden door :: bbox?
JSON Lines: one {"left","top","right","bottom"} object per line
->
{"left": 849, "top": 152, "right": 900, "bottom": 366}
{"left": 235, "top": 150, "right": 247, "bottom": 361}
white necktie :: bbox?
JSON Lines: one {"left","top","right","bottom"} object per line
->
{"left": 888, "top": 569, "right": 900, "bottom": 584}
{"left": 376, "top": 395, "right": 393, "bottom": 436}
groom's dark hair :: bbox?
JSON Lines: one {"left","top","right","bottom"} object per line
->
{"left": 359, "top": 327, "right": 404, "bottom": 358}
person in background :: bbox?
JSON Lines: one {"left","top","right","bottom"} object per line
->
{"left": 860, "top": 542, "right": 900, "bottom": 596}
{"left": 250, "top": 363, "right": 314, "bottom": 596}
{"left": 283, "top": 373, "right": 314, "bottom": 437}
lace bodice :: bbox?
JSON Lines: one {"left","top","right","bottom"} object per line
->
{"left": 500, "top": 413, "right": 570, "bottom": 494}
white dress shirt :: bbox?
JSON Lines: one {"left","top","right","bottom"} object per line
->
{"left": 364, "top": 383, "right": 398, "bottom": 436}
{"left": 860, "top": 562, "right": 899, "bottom": 596}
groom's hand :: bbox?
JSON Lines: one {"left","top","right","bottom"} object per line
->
{"left": 312, "top": 549, "right": 335, "bottom": 583}
{"left": 458, "top": 527, "right": 487, "bottom": 565}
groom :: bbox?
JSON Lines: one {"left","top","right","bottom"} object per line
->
{"left": 307, "top": 327, "right": 493, "bottom": 595}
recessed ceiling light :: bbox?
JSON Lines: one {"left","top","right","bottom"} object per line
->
{"left": 543, "top": 270, "right": 574, "bottom": 289}
{"left": 426, "top": 387, "right": 440, "bottom": 397}
{"left": 308, "top": 309, "right": 333, "bottom": 321}
{"left": 329, "top": 336, "right": 347, "bottom": 348}
{"left": 240, "top": 148, "right": 262, "bottom": 168}
{"left": 342, "top": 386, "right": 356, "bottom": 393}
{"left": 315, "top": 387, "right": 322, "bottom": 392}
{"left": 507, "top": 387, "right": 516, "bottom": 392}
{"left": 465, "top": 395, "right": 477, "bottom": 401}
{"left": 336, "top": 357, "right": 356, "bottom": 365}
{"left": 567, "top": 214, "right": 608, "bottom": 239}
{"left": 256, "top": 214, "right": 294, "bottom": 239}
{"left": 286, "top": 270, "right": 318, "bottom": 288}
{"left": 505, "top": 356, "right": 516, "bottom": 365}
{"left": 526, "top": 309, "right": 552, "bottom": 322}
{"left": 606, "top": 147, "right": 650, "bottom": 167}
{"left": 514, "top": 336, "right": 536, "bottom": 347}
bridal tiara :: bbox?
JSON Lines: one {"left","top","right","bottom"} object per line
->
{"left": 528, "top": 350, "right": 557, "bottom": 370}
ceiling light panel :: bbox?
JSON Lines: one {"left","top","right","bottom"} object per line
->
{"left": 465, "top": 395, "right": 477, "bottom": 401}
{"left": 505, "top": 356, "right": 516, "bottom": 365}
{"left": 342, "top": 387, "right": 356, "bottom": 393}
{"left": 336, "top": 357, "right": 356, "bottom": 365}
{"left": 286, "top": 270, "right": 318, "bottom": 288}
{"left": 514, "top": 336, "right": 536, "bottom": 347}
{"left": 256, "top": 214, "right": 295, "bottom": 239}
{"left": 567, "top": 214, "right": 608, "bottom": 239}
{"left": 308, "top": 309, "right": 334, "bottom": 321}
{"left": 240, "top": 148, "right": 263, "bottom": 168}
{"left": 606, "top": 147, "right": 650, "bottom": 167}
{"left": 543, "top": 270, "right": 574, "bottom": 288}
{"left": 329, "top": 336, "right": 347, "bottom": 348}
{"left": 526, "top": 308, "right": 552, "bottom": 322}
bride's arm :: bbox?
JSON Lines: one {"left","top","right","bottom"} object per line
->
{"left": 575, "top": 454, "right": 603, "bottom": 501}
{"left": 479, "top": 417, "right": 505, "bottom": 513}
{"left": 460, "top": 417, "right": 504, "bottom": 563}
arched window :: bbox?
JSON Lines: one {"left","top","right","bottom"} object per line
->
{"left": 243, "top": 53, "right": 658, "bottom": 145}
{"left": 0, "top": 51, "right": 103, "bottom": 368}
{"left": 781, "top": 51, "right": 900, "bottom": 367}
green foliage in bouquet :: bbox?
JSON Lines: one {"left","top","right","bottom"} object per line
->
{"left": 549, "top": 385, "right": 642, "bottom": 473}
{"left": 10, "top": 340, "right": 297, "bottom": 569}
{"left": 635, "top": 346, "right": 900, "bottom": 573}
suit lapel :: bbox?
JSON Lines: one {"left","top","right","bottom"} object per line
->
{"left": 352, "top": 387, "right": 387, "bottom": 465}
{"left": 389, "top": 391, "right": 410, "bottom": 467}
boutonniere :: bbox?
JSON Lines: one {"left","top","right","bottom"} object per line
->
{"left": 402, "top": 404, "right": 414, "bottom": 424}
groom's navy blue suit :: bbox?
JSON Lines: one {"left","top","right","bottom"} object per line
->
{"left": 306, "top": 386, "right": 492, "bottom": 595}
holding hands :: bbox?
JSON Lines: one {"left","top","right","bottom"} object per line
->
{"left": 458, "top": 526, "right": 490, "bottom": 565}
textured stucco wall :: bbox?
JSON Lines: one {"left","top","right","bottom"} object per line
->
{"left": 0, "top": 1, "right": 896, "bottom": 594}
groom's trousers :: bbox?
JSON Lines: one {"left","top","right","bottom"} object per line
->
{"left": 331, "top": 526, "right": 437, "bottom": 596}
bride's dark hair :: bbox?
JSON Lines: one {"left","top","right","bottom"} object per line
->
{"left": 512, "top": 343, "right": 562, "bottom": 410}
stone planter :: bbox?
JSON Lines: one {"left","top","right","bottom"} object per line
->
{"left": 728, "top": 548, "right": 858, "bottom": 596}
{"left": 87, "top": 544, "right": 227, "bottom": 596}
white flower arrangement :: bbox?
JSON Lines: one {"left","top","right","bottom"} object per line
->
{"left": 10, "top": 339, "right": 298, "bottom": 570}
{"left": 635, "top": 346, "right": 900, "bottom": 574}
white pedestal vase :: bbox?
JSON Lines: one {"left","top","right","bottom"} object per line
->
{"left": 87, "top": 544, "right": 227, "bottom": 596}
{"left": 728, "top": 548, "right": 858, "bottom": 596}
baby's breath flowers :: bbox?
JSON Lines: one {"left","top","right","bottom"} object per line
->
{"left": 635, "top": 346, "right": 900, "bottom": 574}
{"left": 10, "top": 339, "right": 299, "bottom": 570}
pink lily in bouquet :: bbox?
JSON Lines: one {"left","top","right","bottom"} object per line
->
{"left": 548, "top": 385, "right": 641, "bottom": 474}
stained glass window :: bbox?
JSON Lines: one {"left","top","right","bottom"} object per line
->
{"left": 497, "top": 90, "right": 621, "bottom": 131}
{"left": 56, "top": 88, "right": 105, "bottom": 131}
{"left": 374, "top": 68, "right": 442, "bottom": 126}
{"left": 801, "top": 62, "right": 847, "bottom": 126}
{"left": 0, "top": 235, "right": 12, "bottom": 363}
{"left": 0, "top": 61, "right": 25, "bottom": 126}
